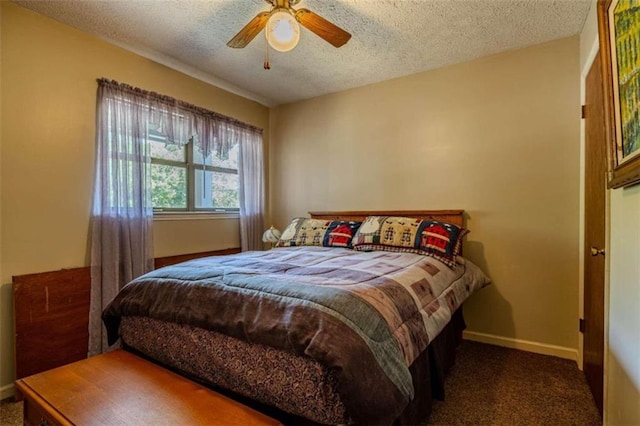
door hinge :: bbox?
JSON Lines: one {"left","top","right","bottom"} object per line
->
{"left": 581, "top": 105, "right": 586, "bottom": 119}
{"left": 579, "top": 318, "right": 586, "bottom": 333}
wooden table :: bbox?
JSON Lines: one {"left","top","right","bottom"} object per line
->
{"left": 15, "top": 350, "right": 282, "bottom": 426}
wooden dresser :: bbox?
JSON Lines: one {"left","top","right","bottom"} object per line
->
{"left": 13, "top": 247, "right": 241, "bottom": 381}
{"left": 15, "top": 350, "right": 281, "bottom": 426}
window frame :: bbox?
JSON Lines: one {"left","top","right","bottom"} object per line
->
{"left": 149, "top": 134, "right": 240, "bottom": 214}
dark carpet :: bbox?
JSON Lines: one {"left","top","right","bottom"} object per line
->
{"left": 0, "top": 341, "right": 601, "bottom": 425}
{"left": 427, "top": 341, "right": 601, "bottom": 425}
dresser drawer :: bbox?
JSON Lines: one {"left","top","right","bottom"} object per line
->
{"left": 16, "top": 379, "right": 69, "bottom": 426}
{"left": 23, "top": 396, "right": 61, "bottom": 426}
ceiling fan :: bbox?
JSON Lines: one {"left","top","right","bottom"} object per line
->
{"left": 227, "top": 0, "right": 351, "bottom": 52}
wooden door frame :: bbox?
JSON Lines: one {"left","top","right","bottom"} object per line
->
{"left": 580, "top": 35, "right": 610, "bottom": 422}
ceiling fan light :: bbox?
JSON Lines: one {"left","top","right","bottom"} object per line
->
{"left": 266, "top": 10, "right": 300, "bottom": 52}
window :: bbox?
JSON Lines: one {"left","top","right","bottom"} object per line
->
{"left": 93, "top": 77, "right": 265, "bottom": 264}
{"left": 149, "top": 132, "right": 239, "bottom": 212}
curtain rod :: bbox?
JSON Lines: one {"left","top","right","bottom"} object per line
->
{"left": 97, "top": 78, "right": 263, "bottom": 134}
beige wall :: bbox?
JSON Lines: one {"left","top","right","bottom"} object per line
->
{"left": 270, "top": 37, "right": 581, "bottom": 352}
{"left": 0, "top": 3, "right": 269, "bottom": 395}
{"left": 580, "top": 2, "right": 640, "bottom": 423}
{"left": 153, "top": 216, "right": 241, "bottom": 258}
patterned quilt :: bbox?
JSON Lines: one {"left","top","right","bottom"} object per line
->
{"left": 103, "top": 246, "right": 489, "bottom": 424}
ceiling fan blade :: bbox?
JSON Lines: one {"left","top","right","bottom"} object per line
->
{"left": 295, "top": 8, "right": 351, "bottom": 48}
{"left": 227, "top": 11, "right": 271, "bottom": 48}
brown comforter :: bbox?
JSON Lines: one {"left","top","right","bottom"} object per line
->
{"left": 103, "top": 246, "right": 489, "bottom": 424}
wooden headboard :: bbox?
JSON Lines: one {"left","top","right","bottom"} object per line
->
{"left": 309, "top": 210, "right": 464, "bottom": 227}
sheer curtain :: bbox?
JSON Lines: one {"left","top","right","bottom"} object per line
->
{"left": 89, "top": 79, "right": 265, "bottom": 356}
{"left": 238, "top": 128, "right": 265, "bottom": 251}
{"left": 89, "top": 81, "right": 155, "bottom": 356}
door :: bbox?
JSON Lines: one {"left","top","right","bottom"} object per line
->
{"left": 583, "top": 52, "right": 606, "bottom": 416}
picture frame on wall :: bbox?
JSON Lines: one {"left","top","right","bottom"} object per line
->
{"left": 597, "top": 0, "right": 640, "bottom": 188}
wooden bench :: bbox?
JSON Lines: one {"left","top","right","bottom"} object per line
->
{"left": 15, "top": 350, "right": 282, "bottom": 426}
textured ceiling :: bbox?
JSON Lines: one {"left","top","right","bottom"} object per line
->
{"left": 13, "top": 0, "right": 592, "bottom": 106}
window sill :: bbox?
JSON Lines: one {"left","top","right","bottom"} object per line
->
{"left": 153, "top": 211, "right": 239, "bottom": 221}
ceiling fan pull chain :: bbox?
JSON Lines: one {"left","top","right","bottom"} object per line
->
{"left": 264, "top": 32, "right": 271, "bottom": 70}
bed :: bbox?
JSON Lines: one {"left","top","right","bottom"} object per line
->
{"left": 102, "top": 210, "right": 490, "bottom": 425}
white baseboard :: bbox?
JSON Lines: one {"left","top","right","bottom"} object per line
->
{"left": 0, "top": 383, "right": 15, "bottom": 401}
{"left": 463, "top": 330, "right": 578, "bottom": 362}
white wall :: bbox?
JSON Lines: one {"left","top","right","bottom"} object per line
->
{"left": 0, "top": 1, "right": 4, "bottom": 400}
{"left": 607, "top": 185, "right": 640, "bottom": 425}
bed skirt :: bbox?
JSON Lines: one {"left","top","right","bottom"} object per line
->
{"left": 120, "top": 308, "right": 466, "bottom": 425}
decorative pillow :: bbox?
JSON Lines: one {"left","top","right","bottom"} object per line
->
{"left": 322, "top": 221, "right": 362, "bottom": 248}
{"left": 417, "top": 220, "right": 469, "bottom": 267}
{"left": 351, "top": 216, "right": 425, "bottom": 254}
{"left": 276, "top": 218, "right": 362, "bottom": 248}
{"left": 276, "top": 218, "right": 331, "bottom": 247}
{"left": 352, "top": 216, "right": 468, "bottom": 267}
